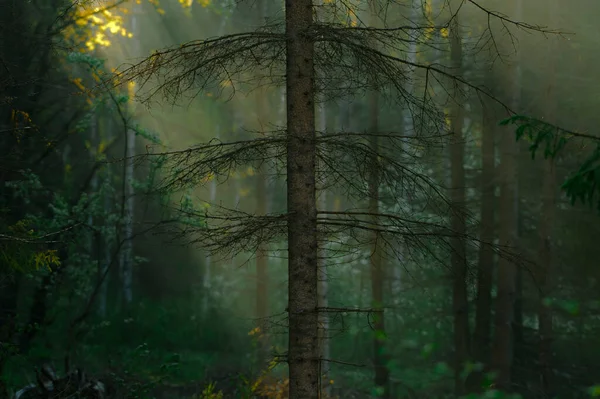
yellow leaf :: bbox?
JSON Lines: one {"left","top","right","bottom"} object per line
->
{"left": 202, "top": 172, "right": 215, "bottom": 184}
{"left": 128, "top": 81, "right": 136, "bottom": 99}
{"left": 440, "top": 27, "right": 449, "bottom": 38}
{"left": 424, "top": 0, "right": 432, "bottom": 17}
{"left": 34, "top": 250, "right": 61, "bottom": 271}
{"left": 445, "top": 117, "right": 451, "bottom": 129}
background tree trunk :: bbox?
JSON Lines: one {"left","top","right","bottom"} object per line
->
{"left": 285, "top": 1, "right": 319, "bottom": 397}
{"left": 316, "top": 90, "right": 330, "bottom": 398}
{"left": 472, "top": 70, "right": 496, "bottom": 385}
{"left": 256, "top": 43, "right": 270, "bottom": 361}
{"left": 449, "top": 14, "right": 469, "bottom": 396}
{"left": 99, "top": 114, "right": 112, "bottom": 317}
{"left": 491, "top": 0, "right": 522, "bottom": 389}
{"left": 121, "top": 3, "right": 138, "bottom": 307}
{"left": 538, "top": 1, "right": 558, "bottom": 394}
{"left": 368, "top": 89, "right": 389, "bottom": 398}
{"left": 203, "top": 124, "right": 219, "bottom": 316}
{"left": 367, "top": 2, "right": 390, "bottom": 397}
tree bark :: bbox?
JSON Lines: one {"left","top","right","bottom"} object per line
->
{"left": 449, "top": 15, "right": 469, "bottom": 396}
{"left": 99, "top": 113, "right": 112, "bottom": 317}
{"left": 367, "top": 2, "right": 390, "bottom": 396}
{"left": 538, "top": 2, "right": 557, "bottom": 394}
{"left": 491, "top": 105, "right": 518, "bottom": 393}
{"left": 472, "top": 75, "right": 496, "bottom": 376}
{"left": 203, "top": 124, "right": 219, "bottom": 316}
{"left": 368, "top": 89, "right": 389, "bottom": 398}
{"left": 121, "top": 4, "right": 138, "bottom": 307}
{"left": 538, "top": 157, "right": 555, "bottom": 398}
{"left": 491, "top": 0, "right": 522, "bottom": 391}
{"left": 285, "top": 1, "right": 319, "bottom": 397}
{"left": 256, "top": 61, "right": 270, "bottom": 362}
{"left": 316, "top": 87, "right": 330, "bottom": 398}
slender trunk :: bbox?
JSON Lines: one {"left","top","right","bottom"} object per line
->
{"left": 99, "top": 116, "right": 112, "bottom": 317}
{"left": 538, "top": 3, "right": 557, "bottom": 393}
{"left": 538, "top": 175, "right": 554, "bottom": 395}
{"left": 255, "top": 201, "right": 268, "bottom": 349}
{"left": 203, "top": 125, "right": 219, "bottom": 316}
{"left": 286, "top": 1, "right": 319, "bottom": 397}
{"left": 256, "top": 81, "right": 270, "bottom": 361}
{"left": 121, "top": 7, "right": 138, "bottom": 306}
{"left": 368, "top": 90, "right": 389, "bottom": 398}
{"left": 317, "top": 95, "right": 330, "bottom": 398}
{"left": 472, "top": 78, "right": 495, "bottom": 373}
{"left": 366, "top": 2, "right": 389, "bottom": 396}
{"left": 449, "top": 15, "right": 469, "bottom": 396}
{"left": 402, "top": 0, "right": 418, "bottom": 136}
{"left": 513, "top": 258, "right": 524, "bottom": 348}
{"left": 491, "top": 39, "right": 521, "bottom": 398}
{"left": 88, "top": 113, "right": 98, "bottom": 255}
{"left": 87, "top": 111, "right": 100, "bottom": 316}
{"left": 490, "top": 104, "right": 518, "bottom": 393}
{"left": 366, "top": 95, "right": 390, "bottom": 399}
{"left": 121, "top": 133, "right": 135, "bottom": 305}
{"left": 491, "top": 0, "right": 522, "bottom": 390}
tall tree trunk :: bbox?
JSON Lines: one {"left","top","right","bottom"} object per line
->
{"left": 449, "top": 15, "right": 469, "bottom": 396}
{"left": 472, "top": 72, "right": 496, "bottom": 378}
{"left": 314, "top": 1, "right": 330, "bottom": 396}
{"left": 316, "top": 90, "right": 330, "bottom": 398}
{"left": 490, "top": 99, "right": 518, "bottom": 394}
{"left": 121, "top": 127, "right": 134, "bottom": 305}
{"left": 203, "top": 125, "right": 219, "bottom": 316}
{"left": 256, "top": 33, "right": 270, "bottom": 359}
{"left": 402, "top": 0, "right": 418, "bottom": 135}
{"left": 491, "top": 0, "right": 522, "bottom": 389}
{"left": 99, "top": 115, "right": 112, "bottom": 317}
{"left": 121, "top": 5, "right": 138, "bottom": 307}
{"left": 285, "top": 1, "right": 319, "bottom": 397}
{"left": 538, "top": 2, "right": 557, "bottom": 394}
{"left": 368, "top": 89, "right": 389, "bottom": 399}
{"left": 367, "top": 2, "right": 390, "bottom": 397}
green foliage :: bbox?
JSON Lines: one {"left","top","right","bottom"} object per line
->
{"left": 561, "top": 145, "right": 600, "bottom": 211}
{"left": 502, "top": 115, "right": 600, "bottom": 211}
{"left": 499, "top": 115, "right": 568, "bottom": 160}
{"left": 200, "top": 382, "right": 224, "bottom": 399}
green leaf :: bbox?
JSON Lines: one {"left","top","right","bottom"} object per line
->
{"left": 498, "top": 117, "right": 511, "bottom": 126}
